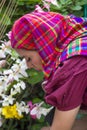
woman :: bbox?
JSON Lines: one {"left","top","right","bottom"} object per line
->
{"left": 11, "top": 11, "right": 87, "bottom": 130}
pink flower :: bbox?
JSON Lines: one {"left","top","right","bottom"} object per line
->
{"left": 44, "top": 0, "right": 58, "bottom": 6}
{"left": 42, "top": 0, "right": 58, "bottom": 11}
{"left": 0, "top": 60, "right": 6, "bottom": 68}
{"left": 6, "top": 31, "right": 12, "bottom": 40}
{"left": 28, "top": 101, "right": 37, "bottom": 119}
{"left": 28, "top": 101, "right": 53, "bottom": 119}
{"left": 34, "top": 5, "right": 44, "bottom": 12}
{"left": 4, "top": 41, "right": 11, "bottom": 47}
{"left": 42, "top": 0, "right": 50, "bottom": 11}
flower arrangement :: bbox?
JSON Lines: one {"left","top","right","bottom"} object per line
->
{"left": 0, "top": 32, "right": 53, "bottom": 127}
{"left": 0, "top": 2, "right": 55, "bottom": 127}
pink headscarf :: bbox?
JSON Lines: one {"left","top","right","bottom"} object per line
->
{"left": 11, "top": 11, "right": 85, "bottom": 78}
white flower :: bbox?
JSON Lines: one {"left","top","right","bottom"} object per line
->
{"left": 50, "top": 0, "right": 58, "bottom": 6}
{"left": 10, "top": 81, "right": 26, "bottom": 96}
{"left": 42, "top": 0, "right": 50, "bottom": 11}
{"left": 0, "top": 76, "right": 9, "bottom": 94}
{"left": 0, "top": 83, "right": 5, "bottom": 95}
{"left": 9, "top": 81, "right": 26, "bottom": 97}
{"left": 30, "top": 102, "right": 53, "bottom": 119}
{"left": 4, "top": 67, "right": 26, "bottom": 81}
{"left": 9, "top": 71, "right": 22, "bottom": 81}
{"left": 13, "top": 84, "right": 21, "bottom": 93}
{"left": 13, "top": 81, "right": 26, "bottom": 92}
{"left": 0, "top": 41, "right": 11, "bottom": 55}
{"left": 42, "top": 0, "right": 59, "bottom": 10}
{"left": 10, "top": 88, "right": 18, "bottom": 96}
{"left": 17, "top": 58, "right": 28, "bottom": 74}
{"left": 0, "top": 60, "right": 6, "bottom": 68}
{"left": 4, "top": 69, "right": 13, "bottom": 75}
{"left": 11, "top": 58, "right": 28, "bottom": 78}
{"left": 44, "top": 0, "right": 58, "bottom": 6}
{"left": 0, "top": 74, "right": 13, "bottom": 91}
{"left": 2, "top": 95, "right": 15, "bottom": 106}
{"left": 0, "top": 50, "right": 6, "bottom": 58}
{"left": 0, "top": 32, "right": 53, "bottom": 122}
{"left": 16, "top": 102, "right": 29, "bottom": 116}
{"left": 5, "top": 40, "right": 11, "bottom": 47}
{"left": 19, "top": 81, "right": 26, "bottom": 90}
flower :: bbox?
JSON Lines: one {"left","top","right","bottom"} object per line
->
{"left": 6, "top": 31, "right": 12, "bottom": 40}
{"left": 43, "top": 0, "right": 58, "bottom": 6}
{"left": 42, "top": 0, "right": 50, "bottom": 11}
{"left": 47, "top": 0, "right": 58, "bottom": 6}
{"left": 28, "top": 101, "right": 53, "bottom": 119}
{"left": 0, "top": 31, "right": 52, "bottom": 126}
{"left": 2, "top": 95, "right": 15, "bottom": 106}
{"left": 4, "top": 69, "right": 22, "bottom": 81}
{"left": 11, "top": 58, "right": 28, "bottom": 77}
{"left": 2, "top": 104, "right": 23, "bottom": 119}
{"left": 0, "top": 76, "right": 10, "bottom": 95}
{"left": 0, "top": 50, "right": 6, "bottom": 58}
{"left": 16, "top": 102, "right": 29, "bottom": 116}
{"left": 34, "top": 5, "right": 44, "bottom": 12}
{"left": 13, "top": 81, "right": 26, "bottom": 93}
{"left": 0, "top": 60, "right": 6, "bottom": 68}
{"left": 3, "top": 59, "right": 28, "bottom": 81}
{"left": 0, "top": 40, "right": 11, "bottom": 55}
{"left": 42, "top": 0, "right": 59, "bottom": 11}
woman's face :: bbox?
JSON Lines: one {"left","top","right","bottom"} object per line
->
{"left": 15, "top": 49, "right": 43, "bottom": 71}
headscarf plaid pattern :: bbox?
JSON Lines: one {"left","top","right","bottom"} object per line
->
{"left": 59, "top": 15, "right": 87, "bottom": 62}
{"left": 11, "top": 12, "right": 87, "bottom": 78}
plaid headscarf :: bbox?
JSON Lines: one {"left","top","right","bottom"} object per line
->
{"left": 11, "top": 11, "right": 87, "bottom": 78}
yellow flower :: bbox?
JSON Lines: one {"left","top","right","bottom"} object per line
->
{"left": 2, "top": 104, "right": 23, "bottom": 119}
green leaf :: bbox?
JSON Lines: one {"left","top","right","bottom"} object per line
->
{"left": 60, "top": 0, "right": 66, "bottom": 4}
{"left": 25, "top": 0, "right": 41, "bottom": 4}
{"left": 32, "top": 97, "right": 42, "bottom": 103}
{"left": 80, "top": 0, "right": 87, "bottom": 5}
{"left": 59, "top": 0, "right": 72, "bottom": 5}
{"left": 17, "top": 1, "right": 25, "bottom": 5}
{"left": 73, "top": 11, "right": 83, "bottom": 17}
{"left": 26, "top": 68, "right": 44, "bottom": 85}
{"left": 17, "top": 0, "right": 40, "bottom": 5}
{"left": 31, "top": 123, "right": 43, "bottom": 130}
{"left": 11, "top": 49, "right": 19, "bottom": 59}
{"left": 0, "top": 14, "right": 11, "bottom": 25}
{"left": 71, "top": 5, "right": 82, "bottom": 11}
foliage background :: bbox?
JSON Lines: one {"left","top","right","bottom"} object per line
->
{"left": 0, "top": 0, "right": 87, "bottom": 130}
{"left": 1, "top": 0, "right": 87, "bottom": 38}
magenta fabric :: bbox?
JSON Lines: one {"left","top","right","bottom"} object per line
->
{"left": 43, "top": 56, "right": 87, "bottom": 111}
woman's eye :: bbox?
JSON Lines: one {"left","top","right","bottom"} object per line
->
{"left": 27, "top": 57, "right": 31, "bottom": 62}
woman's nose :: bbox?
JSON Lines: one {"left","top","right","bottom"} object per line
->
{"left": 26, "top": 62, "right": 33, "bottom": 69}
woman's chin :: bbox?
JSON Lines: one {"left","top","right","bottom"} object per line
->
{"left": 35, "top": 68, "right": 43, "bottom": 72}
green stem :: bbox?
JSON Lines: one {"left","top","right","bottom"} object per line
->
{"left": 84, "top": 5, "right": 87, "bottom": 18}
